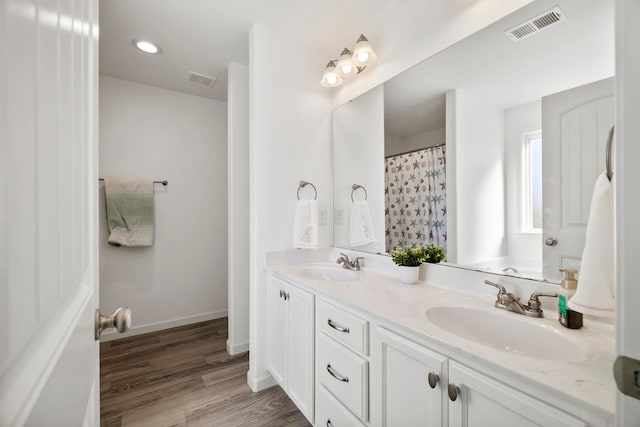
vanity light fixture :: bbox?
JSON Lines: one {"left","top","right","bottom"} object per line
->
{"left": 132, "top": 39, "right": 162, "bottom": 54}
{"left": 320, "top": 34, "right": 377, "bottom": 88}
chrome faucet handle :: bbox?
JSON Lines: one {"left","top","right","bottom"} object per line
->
{"left": 484, "top": 280, "right": 507, "bottom": 295}
{"left": 524, "top": 292, "right": 558, "bottom": 317}
{"left": 339, "top": 252, "right": 351, "bottom": 261}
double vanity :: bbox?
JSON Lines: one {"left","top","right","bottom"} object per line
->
{"left": 266, "top": 255, "right": 614, "bottom": 427}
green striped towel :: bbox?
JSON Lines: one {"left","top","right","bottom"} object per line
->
{"left": 104, "top": 177, "right": 155, "bottom": 247}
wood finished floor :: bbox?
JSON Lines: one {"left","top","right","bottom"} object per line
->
{"left": 100, "top": 318, "right": 311, "bottom": 427}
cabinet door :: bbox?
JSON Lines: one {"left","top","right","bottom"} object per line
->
{"left": 448, "top": 362, "right": 586, "bottom": 427}
{"left": 267, "top": 276, "right": 287, "bottom": 387}
{"left": 287, "top": 283, "right": 315, "bottom": 423}
{"left": 372, "top": 327, "right": 447, "bottom": 427}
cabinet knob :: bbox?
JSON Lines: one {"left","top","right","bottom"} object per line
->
{"left": 279, "top": 289, "right": 284, "bottom": 298}
{"left": 326, "top": 420, "right": 333, "bottom": 427}
{"left": 448, "top": 383, "right": 460, "bottom": 401}
{"left": 428, "top": 371, "right": 439, "bottom": 389}
{"left": 284, "top": 292, "right": 290, "bottom": 301}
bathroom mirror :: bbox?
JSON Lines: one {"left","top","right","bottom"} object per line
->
{"left": 332, "top": 0, "right": 614, "bottom": 282}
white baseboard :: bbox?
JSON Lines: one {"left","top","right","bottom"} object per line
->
{"left": 100, "top": 309, "right": 228, "bottom": 342}
{"left": 247, "top": 369, "right": 277, "bottom": 392}
{"left": 226, "top": 339, "right": 249, "bottom": 355}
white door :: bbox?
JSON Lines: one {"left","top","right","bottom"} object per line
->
{"left": 448, "top": 362, "right": 585, "bottom": 427}
{"left": 0, "top": 0, "right": 100, "bottom": 425}
{"left": 542, "top": 77, "right": 614, "bottom": 280}
{"left": 371, "top": 327, "right": 447, "bottom": 427}
{"left": 615, "top": 0, "right": 640, "bottom": 423}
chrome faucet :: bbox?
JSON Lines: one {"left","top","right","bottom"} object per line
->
{"left": 484, "top": 280, "right": 557, "bottom": 318}
{"left": 336, "top": 253, "right": 364, "bottom": 271}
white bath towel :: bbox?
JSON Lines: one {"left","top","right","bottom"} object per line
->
{"left": 293, "top": 200, "right": 318, "bottom": 249}
{"left": 104, "top": 177, "right": 155, "bottom": 247}
{"left": 349, "top": 200, "right": 375, "bottom": 247}
{"left": 568, "top": 173, "right": 615, "bottom": 317}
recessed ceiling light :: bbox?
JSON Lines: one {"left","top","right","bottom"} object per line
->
{"left": 132, "top": 39, "right": 162, "bottom": 54}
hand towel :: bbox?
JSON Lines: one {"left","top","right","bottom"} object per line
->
{"left": 349, "top": 200, "right": 375, "bottom": 247}
{"left": 568, "top": 173, "right": 615, "bottom": 317}
{"left": 293, "top": 200, "right": 318, "bottom": 249}
{"left": 104, "top": 177, "right": 155, "bottom": 247}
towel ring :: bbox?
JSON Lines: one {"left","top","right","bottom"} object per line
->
{"left": 606, "top": 125, "right": 615, "bottom": 182}
{"left": 297, "top": 180, "right": 317, "bottom": 200}
{"left": 351, "top": 184, "right": 368, "bottom": 203}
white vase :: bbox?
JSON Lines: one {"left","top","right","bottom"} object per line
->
{"left": 398, "top": 265, "right": 420, "bottom": 284}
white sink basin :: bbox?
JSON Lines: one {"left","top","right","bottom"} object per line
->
{"left": 426, "top": 306, "right": 586, "bottom": 361}
{"left": 296, "top": 266, "right": 359, "bottom": 282}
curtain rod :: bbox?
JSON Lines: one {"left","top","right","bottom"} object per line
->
{"left": 98, "top": 178, "right": 168, "bottom": 186}
{"left": 385, "top": 143, "right": 445, "bottom": 159}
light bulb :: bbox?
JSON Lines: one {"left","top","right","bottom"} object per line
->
{"left": 327, "top": 74, "right": 337, "bottom": 85}
{"left": 132, "top": 39, "right": 162, "bottom": 54}
{"left": 341, "top": 64, "right": 353, "bottom": 75}
{"left": 357, "top": 51, "right": 369, "bottom": 63}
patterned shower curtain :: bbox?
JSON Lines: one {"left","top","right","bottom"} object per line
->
{"left": 384, "top": 145, "right": 447, "bottom": 253}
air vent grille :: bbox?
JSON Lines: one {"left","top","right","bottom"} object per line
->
{"left": 187, "top": 71, "right": 217, "bottom": 88}
{"left": 505, "top": 7, "right": 566, "bottom": 41}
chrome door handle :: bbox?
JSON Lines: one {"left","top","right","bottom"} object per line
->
{"left": 327, "top": 363, "right": 349, "bottom": 382}
{"left": 327, "top": 318, "right": 350, "bottom": 333}
{"left": 95, "top": 307, "right": 132, "bottom": 340}
{"left": 428, "top": 371, "right": 439, "bottom": 389}
{"left": 448, "top": 383, "right": 460, "bottom": 401}
{"left": 544, "top": 237, "right": 558, "bottom": 246}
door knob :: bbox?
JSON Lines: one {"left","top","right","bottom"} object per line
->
{"left": 95, "top": 307, "right": 132, "bottom": 340}
{"left": 544, "top": 237, "right": 558, "bottom": 246}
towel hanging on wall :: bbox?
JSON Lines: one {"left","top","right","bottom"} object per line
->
{"left": 104, "top": 177, "right": 155, "bottom": 247}
{"left": 568, "top": 172, "right": 615, "bottom": 317}
{"left": 293, "top": 199, "right": 318, "bottom": 249}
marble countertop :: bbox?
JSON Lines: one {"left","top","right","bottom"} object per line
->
{"left": 267, "top": 261, "right": 616, "bottom": 418}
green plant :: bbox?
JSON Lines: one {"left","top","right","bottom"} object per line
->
{"left": 424, "top": 243, "right": 446, "bottom": 263}
{"left": 391, "top": 246, "right": 427, "bottom": 267}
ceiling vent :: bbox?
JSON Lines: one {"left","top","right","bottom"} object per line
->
{"left": 505, "top": 7, "right": 566, "bottom": 42}
{"left": 187, "top": 71, "right": 217, "bottom": 88}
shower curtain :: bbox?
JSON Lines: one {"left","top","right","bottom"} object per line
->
{"left": 384, "top": 145, "right": 447, "bottom": 253}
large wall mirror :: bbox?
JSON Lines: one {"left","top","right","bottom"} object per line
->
{"left": 332, "top": 0, "right": 614, "bottom": 282}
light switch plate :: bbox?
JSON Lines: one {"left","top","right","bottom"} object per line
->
{"left": 318, "top": 209, "right": 327, "bottom": 226}
{"left": 334, "top": 208, "right": 344, "bottom": 225}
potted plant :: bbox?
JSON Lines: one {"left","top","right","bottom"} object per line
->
{"left": 391, "top": 246, "right": 427, "bottom": 284}
{"left": 424, "top": 243, "right": 446, "bottom": 264}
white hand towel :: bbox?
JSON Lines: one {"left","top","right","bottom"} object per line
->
{"left": 104, "top": 177, "right": 155, "bottom": 247}
{"left": 349, "top": 200, "right": 375, "bottom": 247}
{"left": 293, "top": 200, "right": 318, "bottom": 249}
{"left": 568, "top": 173, "right": 615, "bottom": 317}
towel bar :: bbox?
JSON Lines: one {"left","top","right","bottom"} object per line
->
{"left": 297, "top": 180, "right": 317, "bottom": 200}
{"left": 606, "top": 125, "right": 614, "bottom": 182}
{"left": 351, "top": 184, "right": 368, "bottom": 202}
{"left": 99, "top": 178, "right": 168, "bottom": 186}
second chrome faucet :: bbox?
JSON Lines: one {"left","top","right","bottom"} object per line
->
{"left": 484, "top": 280, "right": 557, "bottom": 318}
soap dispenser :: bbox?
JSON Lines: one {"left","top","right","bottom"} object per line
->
{"left": 558, "top": 268, "right": 583, "bottom": 329}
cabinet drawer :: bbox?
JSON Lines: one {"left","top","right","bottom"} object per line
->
{"left": 318, "top": 299, "right": 369, "bottom": 355}
{"left": 317, "top": 385, "right": 366, "bottom": 427}
{"left": 318, "top": 333, "right": 368, "bottom": 422}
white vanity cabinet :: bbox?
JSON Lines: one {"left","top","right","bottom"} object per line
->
{"left": 371, "top": 327, "right": 448, "bottom": 427}
{"left": 447, "top": 362, "right": 586, "bottom": 427}
{"left": 266, "top": 274, "right": 315, "bottom": 423}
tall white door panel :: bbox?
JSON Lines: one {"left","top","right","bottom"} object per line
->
{"left": 0, "top": 0, "right": 100, "bottom": 425}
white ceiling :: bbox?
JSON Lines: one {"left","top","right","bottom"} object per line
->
{"left": 384, "top": 0, "right": 614, "bottom": 139}
{"left": 99, "top": 0, "right": 499, "bottom": 102}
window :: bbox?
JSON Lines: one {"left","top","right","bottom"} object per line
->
{"left": 521, "top": 131, "right": 542, "bottom": 232}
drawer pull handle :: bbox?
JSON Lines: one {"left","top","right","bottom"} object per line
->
{"left": 327, "top": 318, "right": 350, "bottom": 333}
{"left": 428, "top": 371, "right": 439, "bottom": 389}
{"left": 327, "top": 363, "right": 349, "bottom": 383}
{"left": 448, "top": 383, "right": 460, "bottom": 401}
{"left": 327, "top": 420, "right": 333, "bottom": 427}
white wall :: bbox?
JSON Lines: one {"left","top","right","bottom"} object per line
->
{"left": 333, "top": 86, "right": 385, "bottom": 254}
{"left": 504, "top": 101, "right": 542, "bottom": 265}
{"left": 99, "top": 76, "right": 228, "bottom": 339}
{"left": 448, "top": 89, "right": 505, "bottom": 265}
{"left": 227, "top": 62, "right": 250, "bottom": 355}
{"left": 385, "top": 127, "right": 446, "bottom": 157}
{"left": 248, "top": 24, "right": 333, "bottom": 391}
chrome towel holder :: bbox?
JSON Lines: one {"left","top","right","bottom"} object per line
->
{"left": 351, "top": 184, "right": 368, "bottom": 202}
{"left": 297, "top": 180, "right": 317, "bottom": 200}
{"left": 606, "top": 125, "right": 614, "bottom": 182}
